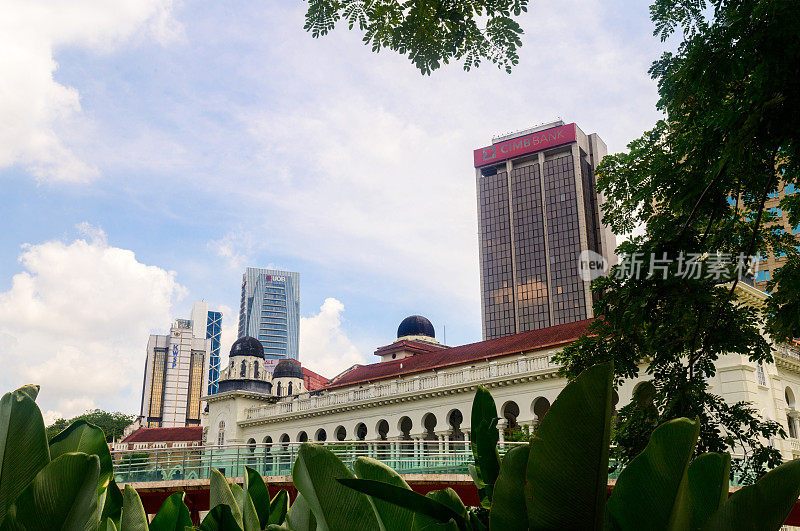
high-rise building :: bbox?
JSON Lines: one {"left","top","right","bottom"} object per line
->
{"left": 754, "top": 182, "right": 799, "bottom": 292}
{"left": 238, "top": 268, "right": 300, "bottom": 362}
{"left": 139, "top": 304, "right": 216, "bottom": 427}
{"left": 474, "top": 120, "right": 616, "bottom": 340}
{"left": 190, "top": 302, "right": 223, "bottom": 395}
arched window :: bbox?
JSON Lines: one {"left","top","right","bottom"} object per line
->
{"left": 254, "top": 363, "right": 260, "bottom": 379}
{"left": 218, "top": 421, "right": 225, "bottom": 445}
{"left": 288, "top": 382, "right": 293, "bottom": 395}
{"left": 240, "top": 360, "right": 247, "bottom": 378}
{"left": 276, "top": 382, "right": 282, "bottom": 396}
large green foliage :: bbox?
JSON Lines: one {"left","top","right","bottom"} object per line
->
{"left": 2, "top": 367, "right": 800, "bottom": 530}
{"left": 468, "top": 386, "right": 499, "bottom": 507}
{"left": 525, "top": 362, "right": 613, "bottom": 529}
{"left": 341, "top": 363, "right": 800, "bottom": 530}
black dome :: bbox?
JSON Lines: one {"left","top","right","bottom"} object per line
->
{"left": 230, "top": 336, "right": 264, "bottom": 358}
{"left": 273, "top": 359, "right": 303, "bottom": 379}
{"left": 397, "top": 315, "right": 435, "bottom": 339}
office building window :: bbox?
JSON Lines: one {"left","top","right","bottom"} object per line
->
{"left": 186, "top": 352, "right": 204, "bottom": 422}
{"left": 148, "top": 350, "right": 166, "bottom": 419}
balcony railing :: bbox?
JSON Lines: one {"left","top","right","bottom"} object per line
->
{"left": 244, "top": 353, "right": 559, "bottom": 422}
{"left": 776, "top": 344, "right": 800, "bottom": 363}
{"left": 111, "top": 441, "right": 522, "bottom": 485}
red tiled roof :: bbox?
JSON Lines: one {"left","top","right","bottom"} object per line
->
{"left": 302, "top": 367, "right": 329, "bottom": 391}
{"left": 121, "top": 426, "right": 202, "bottom": 443}
{"left": 325, "top": 319, "right": 592, "bottom": 389}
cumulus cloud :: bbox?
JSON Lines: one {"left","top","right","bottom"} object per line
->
{"left": 0, "top": 0, "right": 181, "bottom": 183}
{"left": 0, "top": 224, "right": 186, "bottom": 420}
{"left": 300, "top": 298, "right": 366, "bottom": 379}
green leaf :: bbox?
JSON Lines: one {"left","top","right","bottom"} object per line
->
{"left": 703, "top": 459, "right": 800, "bottom": 531}
{"left": 13, "top": 386, "right": 39, "bottom": 403}
{"left": 606, "top": 417, "right": 700, "bottom": 530}
{"left": 268, "top": 490, "right": 289, "bottom": 526}
{"left": 245, "top": 466, "right": 271, "bottom": 528}
{"left": 120, "top": 484, "right": 149, "bottom": 531}
{"left": 241, "top": 492, "right": 261, "bottom": 531}
{"left": 489, "top": 445, "right": 528, "bottom": 530}
{"left": 4, "top": 452, "right": 99, "bottom": 531}
{"left": 526, "top": 362, "right": 614, "bottom": 529}
{"left": 199, "top": 504, "right": 243, "bottom": 531}
{"left": 684, "top": 453, "right": 730, "bottom": 530}
{"left": 284, "top": 493, "right": 315, "bottom": 530}
{"left": 230, "top": 482, "right": 245, "bottom": 514}
{"left": 470, "top": 386, "right": 500, "bottom": 504}
{"left": 292, "top": 443, "right": 380, "bottom": 530}
{"left": 149, "top": 492, "right": 192, "bottom": 531}
{"left": 49, "top": 420, "right": 114, "bottom": 499}
{"left": 353, "top": 457, "right": 414, "bottom": 531}
{"left": 102, "top": 517, "right": 118, "bottom": 531}
{"left": 337, "top": 479, "right": 467, "bottom": 529}
{"left": 101, "top": 479, "right": 124, "bottom": 526}
{"left": 209, "top": 467, "right": 243, "bottom": 530}
{"left": 412, "top": 490, "right": 467, "bottom": 531}
{"left": 0, "top": 386, "right": 50, "bottom": 524}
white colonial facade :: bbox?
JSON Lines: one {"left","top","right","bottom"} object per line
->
{"left": 203, "top": 296, "right": 800, "bottom": 462}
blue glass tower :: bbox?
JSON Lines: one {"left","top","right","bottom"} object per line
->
{"left": 206, "top": 310, "right": 222, "bottom": 394}
{"left": 238, "top": 268, "right": 300, "bottom": 360}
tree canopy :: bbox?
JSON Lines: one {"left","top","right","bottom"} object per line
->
{"left": 47, "top": 410, "right": 136, "bottom": 443}
{"left": 304, "top": 0, "right": 528, "bottom": 74}
{"left": 555, "top": 0, "right": 799, "bottom": 482}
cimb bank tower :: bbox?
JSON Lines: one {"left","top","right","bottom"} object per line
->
{"left": 474, "top": 120, "right": 616, "bottom": 340}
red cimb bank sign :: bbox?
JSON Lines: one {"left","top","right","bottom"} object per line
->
{"left": 474, "top": 123, "right": 576, "bottom": 167}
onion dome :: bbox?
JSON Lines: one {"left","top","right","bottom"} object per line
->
{"left": 230, "top": 336, "right": 264, "bottom": 358}
{"left": 397, "top": 315, "right": 435, "bottom": 339}
{"left": 273, "top": 359, "right": 303, "bottom": 379}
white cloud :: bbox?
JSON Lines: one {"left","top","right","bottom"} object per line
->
{"left": 0, "top": 0, "right": 181, "bottom": 183}
{"left": 300, "top": 298, "right": 366, "bottom": 379}
{"left": 208, "top": 231, "right": 257, "bottom": 271}
{"left": 225, "top": 0, "right": 662, "bottom": 307}
{"left": 0, "top": 225, "right": 186, "bottom": 420}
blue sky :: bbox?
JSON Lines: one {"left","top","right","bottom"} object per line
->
{"left": 0, "top": 0, "right": 666, "bottom": 419}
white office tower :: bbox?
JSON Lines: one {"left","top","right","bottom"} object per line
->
{"left": 139, "top": 302, "right": 218, "bottom": 427}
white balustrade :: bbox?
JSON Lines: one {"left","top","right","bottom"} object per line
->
{"left": 243, "top": 353, "right": 557, "bottom": 422}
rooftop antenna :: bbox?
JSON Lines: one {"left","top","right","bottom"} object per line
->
{"left": 444, "top": 325, "right": 447, "bottom": 345}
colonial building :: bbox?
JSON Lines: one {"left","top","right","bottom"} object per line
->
{"left": 203, "top": 291, "right": 800, "bottom": 462}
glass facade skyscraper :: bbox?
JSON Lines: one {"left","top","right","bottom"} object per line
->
{"left": 189, "top": 302, "right": 223, "bottom": 396}
{"left": 205, "top": 310, "right": 222, "bottom": 394}
{"left": 474, "top": 121, "right": 616, "bottom": 340}
{"left": 238, "top": 268, "right": 300, "bottom": 360}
